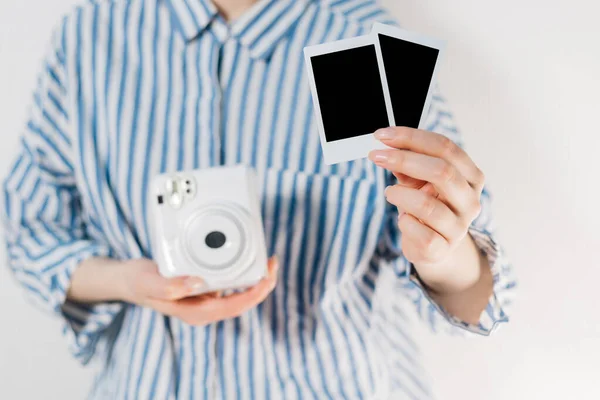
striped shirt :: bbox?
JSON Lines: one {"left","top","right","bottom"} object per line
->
{"left": 2, "top": 0, "right": 516, "bottom": 398}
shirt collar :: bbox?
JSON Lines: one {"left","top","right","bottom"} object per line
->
{"left": 166, "top": 0, "right": 312, "bottom": 59}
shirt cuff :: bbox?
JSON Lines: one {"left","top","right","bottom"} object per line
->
{"left": 48, "top": 243, "right": 125, "bottom": 364}
{"left": 405, "top": 227, "right": 512, "bottom": 336}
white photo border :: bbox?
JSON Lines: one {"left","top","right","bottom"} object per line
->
{"left": 371, "top": 22, "right": 447, "bottom": 130}
{"left": 303, "top": 34, "right": 394, "bottom": 165}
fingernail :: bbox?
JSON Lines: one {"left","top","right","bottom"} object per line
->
{"left": 384, "top": 185, "right": 393, "bottom": 198}
{"left": 184, "top": 277, "right": 205, "bottom": 291}
{"left": 369, "top": 150, "right": 389, "bottom": 164}
{"left": 398, "top": 211, "right": 405, "bottom": 222}
{"left": 374, "top": 128, "right": 396, "bottom": 140}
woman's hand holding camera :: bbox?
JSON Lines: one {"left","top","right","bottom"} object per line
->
{"left": 67, "top": 256, "right": 279, "bottom": 326}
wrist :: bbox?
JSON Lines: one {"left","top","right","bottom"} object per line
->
{"left": 107, "top": 259, "right": 129, "bottom": 303}
{"left": 113, "top": 259, "right": 138, "bottom": 304}
{"left": 414, "top": 234, "right": 483, "bottom": 295}
{"left": 67, "top": 257, "right": 129, "bottom": 303}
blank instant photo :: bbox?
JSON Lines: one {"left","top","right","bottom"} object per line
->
{"left": 311, "top": 45, "right": 389, "bottom": 143}
{"left": 304, "top": 34, "right": 394, "bottom": 165}
{"left": 304, "top": 24, "right": 445, "bottom": 165}
{"left": 372, "top": 23, "right": 446, "bottom": 130}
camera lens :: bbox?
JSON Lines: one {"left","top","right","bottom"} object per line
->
{"left": 205, "top": 231, "right": 227, "bottom": 249}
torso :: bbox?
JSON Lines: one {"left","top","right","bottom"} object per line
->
{"left": 60, "top": 1, "right": 431, "bottom": 398}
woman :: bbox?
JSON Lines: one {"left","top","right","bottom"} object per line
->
{"left": 2, "top": 0, "right": 516, "bottom": 398}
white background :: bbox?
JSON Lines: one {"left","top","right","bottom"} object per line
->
{"left": 1, "top": 0, "right": 599, "bottom": 399}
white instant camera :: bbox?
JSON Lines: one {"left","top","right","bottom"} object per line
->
{"left": 149, "top": 165, "right": 268, "bottom": 294}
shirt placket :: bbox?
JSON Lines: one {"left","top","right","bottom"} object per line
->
{"left": 211, "top": 20, "right": 239, "bottom": 166}
{"left": 205, "top": 20, "right": 242, "bottom": 400}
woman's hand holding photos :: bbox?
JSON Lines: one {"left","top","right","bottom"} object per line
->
{"left": 369, "top": 127, "right": 489, "bottom": 295}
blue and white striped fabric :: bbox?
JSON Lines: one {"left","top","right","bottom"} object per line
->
{"left": 2, "top": 0, "right": 517, "bottom": 398}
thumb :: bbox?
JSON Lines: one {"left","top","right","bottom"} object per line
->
{"left": 140, "top": 272, "right": 205, "bottom": 301}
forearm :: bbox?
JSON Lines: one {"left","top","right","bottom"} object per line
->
{"left": 66, "top": 257, "right": 126, "bottom": 304}
{"left": 416, "top": 234, "right": 493, "bottom": 325}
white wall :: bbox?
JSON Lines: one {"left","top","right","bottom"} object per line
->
{"left": 382, "top": 1, "right": 600, "bottom": 399}
{"left": 0, "top": 1, "right": 598, "bottom": 399}
{"left": 1, "top": 2, "right": 92, "bottom": 399}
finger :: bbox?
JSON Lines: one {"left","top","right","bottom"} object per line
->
{"left": 194, "top": 257, "right": 279, "bottom": 321}
{"left": 391, "top": 173, "right": 427, "bottom": 216}
{"left": 385, "top": 185, "right": 466, "bottom": 243}
{"left": 197, "top": 291, "right": 222, "bottom": 299}
{"left": 141, "top": 273, "right": 206, "bottom": 301}
{"left": 392, "top": 172, "right": 426, "bottom": 189}
{"left": 177, "top": 256, "right": 278, "bottom": 305}
{"left": 157, "top": 254, "right": 276, "bottom": 301}
{"left": 398, "top": 213, "right": 451, "bottom": 265}
{"left": 150, "top": 257, "right": 279, "bottom": 324}
{"left": 146, "top": 291, "right": 217, "bottom": 317}
{"left": 419, "top": 182, "right": 438, "bottom": 198}
{"left": 374, "top": 127, "right": 485, "bottom": 191}
{"left": 213, "top": 256, "right": 279, "bottom": 303}
{"left": 370, "top": 149, "right": 473, "bottom": 214}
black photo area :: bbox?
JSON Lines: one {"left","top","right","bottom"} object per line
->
{"left": 378, "top": 33, "right": 439, "bottom": 129}
{"left": 310, "top": 45, "right": 389, "bottom": 142}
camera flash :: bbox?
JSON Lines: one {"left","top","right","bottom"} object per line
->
{"left": 170, "top": 192, "right": 182, "bottom": 208}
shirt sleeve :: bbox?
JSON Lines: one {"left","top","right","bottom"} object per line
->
{"left": 379, "top": 86, "right": 517, "bottom": 336}
{"left": 1, "top": 19, "right": 124, "bottom": 364}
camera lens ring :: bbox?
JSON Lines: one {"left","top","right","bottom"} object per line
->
{"left": 182, "top": 203, "right": 256, "bottom": 276}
